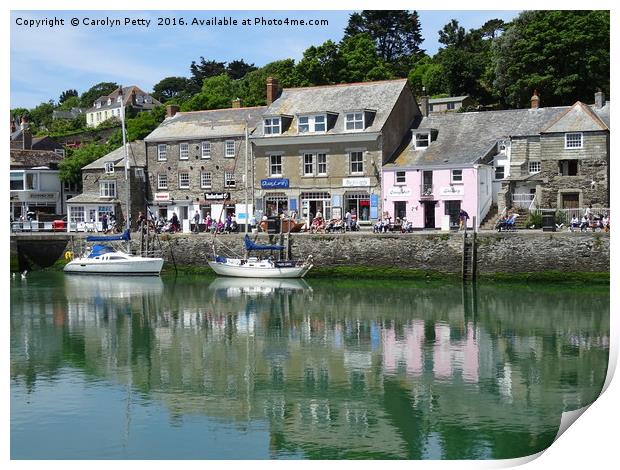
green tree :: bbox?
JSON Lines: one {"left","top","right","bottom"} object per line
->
{"left": 438, "top": 19, "right": 466, "bottom": 47}
{"left": 236, "top": 59, "right": 299, "bottom": 106}
{"left": 28, "top": 100, "right": 55, "bottom": 131}
{"left": 339, "top": 33, "right": 393, "bottom": 83}
{"left": 59, "top": 142, "right": 113, "bottom": 183}
{"left": 58, "top": 95, "right": 81, "bottom": 111}
{"left": 108, "top": 107, "right": 166, "bottom": 146}
{"left": 344, "top": 10, "right": 424, "bottom": 69}
{"left": 493, "top": 10, "right": 610, "bottom": 107}
{"left": 152, "top": 76, "right": 192, "bottom": 103}
{"left": 188, "top": 57, "right": 226, "bottom": 93}
{"left": 226, "top": 59, "right": 257, "bottom": 80}
{"left": 181, "top": 74, "right": 238, "bottom": 111}
{"left": 295, "top": 40, "right": 343, "bottom": 85}
{"left": 79, "top": 82, "right": 119, "bottom": 108}
{"left": 59, "top": 89, "right": 78, "bottom": 104}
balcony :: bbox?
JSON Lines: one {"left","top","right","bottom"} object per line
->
{"left": 420, "top": 183, "right": 434, "bottom": 197}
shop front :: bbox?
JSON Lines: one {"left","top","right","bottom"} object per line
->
{"left": 300, "top": 192, "right": 331, "bottom": 221}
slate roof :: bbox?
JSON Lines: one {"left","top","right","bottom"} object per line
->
{"left": 144, "top": 107, "right": 267, "bottom": 142}
{"left": 66, "top": 193, "right": 122, "bottom": 204}
{"left": 82, "top": 140, "right": 146, "bottom": 170}
{"left": 87, "top": 86, "right": 161, "bottom": 113}
{"left": 252, "top": 79, "right": 409, "bottom": 138}
{"left": 542, "top": 101, "right": 609, "bottom": 133}
{"left": 10, "top": 149, "right": 64, "bottom": 169}
{"left": 428, "top": 95, "right": 470, "bottom": 104}
{"left": 387, "top": 101, "right": 610, "bottom": 169}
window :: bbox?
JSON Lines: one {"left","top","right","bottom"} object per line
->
{"left": 447, "top": 102, "right": 455, "bottom": 110}
{"left": 179, "top": 172, "right": 190, "bottom": 189}
{"left": 396, "top": 171, "right": 406, "bottom": 185}
{"left": 298, "top": 115, "right": 327, "bottom": 133}
{"left": 350, "top": 151, "right": 364, "bottom": 174}
{"left": 224, "top": 171, "right": 236, "bottom": 188}
{"left": 225, "top": 140, "right": 235, "bottom": 157}
{"left": 107, "top": 98, "right": 112, "bottom": 105}
{"left": 134, "top": 168, "right": 145, "bottom": 181}
{"left": 495, "top": 166, "right": 505, "bottom": 180}
{"left": 100, "top": 181, "right": 116, "bottom": 198}
{"left": 345, "top": 112, "right": 364, "bottom": 131}
{"left": 317, "top": 153, "right": 327, "bottom": 175}
{"left": 70, "top": 206, "right": 85, "bottom": 224}
{"left": 303, "top": 153, "right": 314, "bottom": 176}
{"left": 264, "top": 117, "right": 281, "bottom": 135}
{"left": 96, "top": 102, "right": 101, "bottom": 109}
{"left": 104, "top": 162, "right": 115, "bottom": 174}
{"left": 136, "top": 95, "right": 144, "bottom": 104}
{"left": 270, "top": 154, "right": 282, "bottom": 176}
{"left": 158, "top": 144, "right": 167, "bottom": 161}
{"left": 451, "top": 169, "right": 463, "bottom": 183}
{"left": 54, "top": 148, "right": 65, "bottom": 157}
{"left": 201, "top": 141, "right": 211, "bottom": 158}
{"left": 117, "top": 96, "right": 122, "bottom": 103}
{"left": 565, "top": 133, "right": 583, "bottom": 149}
{"left": 25, "top": 173, "right": 38, "bottom": 190}
{"left": 179, "top": 143, "right": 189, "bottom": 160}
{"left": 157, "top": 174, "right": 168, "bottom": 189}
{"left": 559, "top": 160, "right": 579, "bottom": 176}
{"left": 415, "top": 133, "right": 430, "bottom": 148}
{"left": 10, "top": 172, "right": 24, "bottom": 190}
{"left": 201, "top": 171, "right": 212, "bottom": 189}
{"left": 499, "top": 140, "right": 509, "bottom": 154}
{"left": 528, "top": 161, "right": 541, "bottom": 174}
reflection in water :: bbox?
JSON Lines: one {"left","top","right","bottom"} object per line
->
{"left": 11, "top": 274, "right": 609, "bottom": 460}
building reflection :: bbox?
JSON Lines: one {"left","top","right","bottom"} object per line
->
{"left": 10, "top": 276, "right": 610, "bottom": 459}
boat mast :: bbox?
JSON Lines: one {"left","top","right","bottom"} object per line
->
{"left": 119, "top": 86, "right": 131, "bottom": 252}
{"left": 244, "top": 120, "right": 249, "bottom": 234}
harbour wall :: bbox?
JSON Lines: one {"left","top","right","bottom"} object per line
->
{"left": 11, "top": 231, "right": 610, "bottom": 276}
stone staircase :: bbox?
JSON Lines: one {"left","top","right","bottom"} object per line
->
{"left": 480, "top": 206, "right": 531, "bottom": 230}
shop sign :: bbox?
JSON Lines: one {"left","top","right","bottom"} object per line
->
{"left": 205, "top": 192, "right": 230, "bottom": 200}
{"left": 12, "top": 191, "right": 59, "bottom": 202}
{"left": 261, "top": 178, "right": 289, "bottom": 189}
{"left": 439, "top": 185, "right": 465, "bottom": 196}
{"left": 154, "top": 192, "right": 170, "bottom": 201}
{"left": 388, "top": 186, "right": 412, "bottom": 197}
{"left": 343, "top": 177, "right": 370, "bottom": 187}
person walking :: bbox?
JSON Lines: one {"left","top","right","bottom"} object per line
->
{"left": 345, "top": 210, "right": 352, "bottom": 231}
{"left": 193, "top": 210, "right": 201, "bottom": 233}
{"left": 102, "top": 213, "right": 109, "bottom": 233}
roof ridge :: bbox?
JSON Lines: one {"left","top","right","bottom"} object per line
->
{"left": 281, "top": 78, "right": 407, "bottom": 92}
{"left": 176, "top": 105, "right": 268, "bottom": 115}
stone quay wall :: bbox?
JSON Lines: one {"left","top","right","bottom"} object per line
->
{"left": 154, "top": 231, "right": 610, "bottom": 275}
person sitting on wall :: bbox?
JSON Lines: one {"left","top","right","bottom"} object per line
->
{"left": 579, "top": 215, "right": 589, "bottom": 232}
{"left": 602, "top": 214, "right": 610, "bottom": 232}
{"left": 373, "top": 219, "right": 382, "bottom": 233}
{"left": 310, "top": 212, "right": 325, "bottom": 233}
{"left": 570, "top": 215, "right": 580, "bottom": 232}
{"left": 170, "top": 213, "right": 180, "bottom": 233}
{"left": 259, "top": 216, "right": 269, "bottom": 233}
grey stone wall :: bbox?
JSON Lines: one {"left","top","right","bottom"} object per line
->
{"left": 151, "top": 231, "right": 609, "bottom": 275}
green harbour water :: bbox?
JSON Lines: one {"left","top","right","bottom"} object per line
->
{"left": 10, "top": 272, "right": 609, "bottom": 459}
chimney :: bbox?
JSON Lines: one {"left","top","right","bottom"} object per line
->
{"left": 266, "top": 77, "right": 281, "bottom": 105}
{"left": 420, "top": 87, "right": 430, "bottom": 117}
{"left": 595, "top": 89, "right": 605, "bottom": 108}
{"left": 130, "top": 88, "right": 137, "bottom": 105}
{"left": 231, "top": 98, "right": 242, "bottom": 108}
{"left": 530, "top": 90, "right": 540, "bottom": 109}
{"left": 166, "top": 105, "right": 180, "bottom": 118}
{"left": 21, "top": 117, "right": 32, "bottom": 150}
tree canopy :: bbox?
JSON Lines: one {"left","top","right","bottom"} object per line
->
{"left": 79, "top": 82, "right": 119, "bottom": 108}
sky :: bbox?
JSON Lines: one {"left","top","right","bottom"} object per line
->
{"left": 10, "top": 10, "right": 520, "bottom": 109}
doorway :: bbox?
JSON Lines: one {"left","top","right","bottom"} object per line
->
{"left": 561, "top": 193, "right": 580, "bottom": 209}
{"left": 394, "top": 201, "right": 407, "bottom": 220}
{"left": 423, "top": 201, "right": 436, "bottom": 228}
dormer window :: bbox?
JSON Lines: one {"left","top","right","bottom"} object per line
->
{"left": 298, "top": 115, "right": 326, "bottom": 134}
{"left": 145, "top": 96, "right": 151, "bottom": 104}
{"left": 264, "top": 117, "right": 281, "bottom": 135}
{"left": 104, "top": 162, "right": 115, "bottom": 174}
{"left": 95, "top": 101, "right": 101, "bottom": 109}
{"left": 107, "top": 98, "right": 112, "bottom": 105}
{"left": 345, "top": 112, "right": 364, "bottom": 131}
{"left": 136, "top": 95, "right": 144, "bottom": 104}
{"left": 117, "top": 96, "right": 122, "bottom": 103}
{"left": 499, "top": 140, "right": 509, "bottom": 154}
{"left": 415, "top": 132, "right": 430, "bottom": 149}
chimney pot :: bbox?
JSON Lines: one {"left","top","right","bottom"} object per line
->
{"left": 595, "top": 89, "right": 605, "bottom": 108}
{"left": 166, "top": 105, "right": 180, "bottom": 118}
{"left": 530, "top": 90, "right": 540, "bottom": 109}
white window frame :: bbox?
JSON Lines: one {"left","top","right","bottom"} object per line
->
{"left": 201, "top": 141, "right": 211, "bottom": 159}
{"left": 528, "top": 161, "right": 541, "bottom": 174}
{"left": 317, "top": 153, "right": 327, "bottom": 176}
{"left": 225, "top": 140, "right": 236, "bottom": 157}
{"left": 349, "top": 151, "right": 364, "bottom": 175}
{"left": 117, "top": 96, "right": 122, "bottom": 103}
{"left": 451, "top": 169, "right": 463, "bottom": 183}
{"left": 99, "top": 180, "right": 116, "bottom": 198}
{"left": 157, "top": 174, "right": 168, "bottom": 190}
{"left": 345, "top": 112, "right": 364, "bottom": 131}
{"left": 270, "top": 154, "right": 282, "bottom": 177}
{"left": 54, "top": 148, "right": 66, "bottom": 157}
{"left": 104, "top": 162, "right": 115, "bottom": 174}
{"left": 303, "top": 153, "right": 315, "bottom": 176}
{"left": 70, "top": 206, "right": 85, "bottom": 224}
{"left": 200, "top": 171, "right": 212, "bottom": 189}
{"left": 264, "top": 117, "right": 281, "bottom": 135}
{"left": 298, "top": 114, "right": 327, "bottom": 134}
{"left": 565, "top": 132, "right": 583, "bottom": 149}
{"left": 178, "top": 172, "right": 190, "bottom": 189}
{"left": 395, "top": 171, "right": 406, "bottom": 185}
{"left": 158, "top": 144, "right": 167, "bottom": 161}
{"left": 224, "top": 171, "right": 236, "bottom": 188}
{"left": 179, "top": 142, "right": 189, "bottom": 160}
{"left": 415, "top": 132, "right": 430, "bottom": 149}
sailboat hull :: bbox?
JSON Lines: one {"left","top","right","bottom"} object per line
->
{"left": 208, "top": 260, "right": 312, "bottom": 279}
{"left": 64, "top": 256, "right": 164, "bottom": 275}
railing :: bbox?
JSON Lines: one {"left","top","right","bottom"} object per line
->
{"left": 534, "top": 207, "right": 611, "bottom": 224}
{"left": 511, "top": 193, "right": 535, "bottom": 210}
{"left": 420, "top": 183, "right": 433, "bottom": 197}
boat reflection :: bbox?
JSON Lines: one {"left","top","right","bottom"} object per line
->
{"left": 64, "top": 274, "right": 165, "bottom": 300}
{"left": 207, "top": 277, "right": 312, "bottom": 298}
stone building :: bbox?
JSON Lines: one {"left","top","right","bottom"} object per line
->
{"left": 85, "top": 85, "right": 161, "bottom": 128}
{"left": 251, "top": 78, "right": 418, "bottom": 224}
{"left": 65, "top": 141, "right": 147, "bottom": 232}
{"left": 144, "top": 103, "right": 267, "bottom": 229}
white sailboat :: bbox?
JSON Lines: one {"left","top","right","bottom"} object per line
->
{"left": 64, "top": 86, "right": 164, "bottom": 276}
